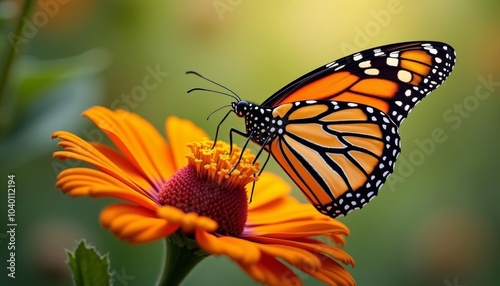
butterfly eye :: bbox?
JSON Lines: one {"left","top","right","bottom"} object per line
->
{"left": 234, "top": 101, "right": 250, "bottom": 116}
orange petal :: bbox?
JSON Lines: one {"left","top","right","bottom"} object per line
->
{"left": 195, "top": 230, "right": 261, "bottom": 265}
{"left": 323, "top": 232, "right": 348, "bottom": 246}
{"left": 245, "top": 220, "right": 349, "bottom": 238}
{"left": 56, "top": 168, "right": 158, "bottom": 210}
{"left": 247, "top": 196, "right": 321, "bottom": 225}
{"left": 90, "top": 143, "right": 157, "bottom": 195}
{"left": 238, "top": 253, "right": 302, "bottom": 286}
{"left": 299, "top": 254, "right": 355, "bottom": 286}
{"left": 100, "top": 204, "right": 178, "bottom": 243}
{"left": 244, "top": 236, "right": 355, "bottom": 267}
{"left": 52, "top": 131, "right": 153, "bottom": 198}
{"left": 157, "top": 206, "right": 217, "bottom": 233}
{"left": 166, "top": 116, "right": 210, "bottom": 170}
{"left": 253, "top": 243, "right": 321, "bottom": 271}
{"left": 248, "top": 172, "right": 291, "bottom": 210}
{"left": 83, "top": 106, "right": 175, "bottom": 187}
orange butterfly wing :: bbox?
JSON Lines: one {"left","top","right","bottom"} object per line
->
{"left": 268, "top": 100, "right": 400, "bottom": 217}
{"left": 262, "top": 41, "right": 456, "bottom": 126}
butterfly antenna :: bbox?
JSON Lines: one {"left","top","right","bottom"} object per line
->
{"left": 186, "top": 71, "right": 241, "bottom": 101}
{"left": 187, "top": 87, "right": 240, "bottom": 102}
{"left": 206, "top": 104, "right": 231, "bottom": 121}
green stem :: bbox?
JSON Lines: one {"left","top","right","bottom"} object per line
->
{"left": 156, "top": 233, "right": 209, "bottom": 286}
{"left": 0, "top": 0, "right": 36, "bottom": 133}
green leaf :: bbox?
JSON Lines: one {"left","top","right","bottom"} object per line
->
{"left": 67, "top": 240, "right": 111, "bottom": 286}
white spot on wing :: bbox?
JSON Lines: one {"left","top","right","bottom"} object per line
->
{"left": 326, "top": 61, "right": 338, "bottom": 68}
{"left": 364, "top": 68, "right": 380, "bottom": 76}
{"left": 386, "top": 57, "right": 399, "bottom": 67}
{"left": 334, "top": 64, "right": 345, "bottom": 71}
{"left": 359, "top": 60, "right": 371, "bottom": 68}
{"left": 426, "top": 47, "right": 438, "bottom": 55}
{"left": 397, "top": 70, "right": 412, "bottom": 83}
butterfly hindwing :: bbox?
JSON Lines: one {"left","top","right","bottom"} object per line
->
{"left": 268, "top": 100, "right": 401, "bottom": 217}
{"left": 262, "top": 41, "right": 456, "bottom": 126}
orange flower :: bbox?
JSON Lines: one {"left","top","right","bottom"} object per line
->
{"left": 53, "top": 106, "right": 355, "bottom": 286}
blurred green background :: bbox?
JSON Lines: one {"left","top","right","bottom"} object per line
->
{"left": 1, "top": 0, "right": 499, "bottom": 285}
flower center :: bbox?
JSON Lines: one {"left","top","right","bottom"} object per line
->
{"left": 159, "top": 140, "right": 260, "bottom": 236}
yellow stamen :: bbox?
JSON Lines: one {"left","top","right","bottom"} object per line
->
{"left": 186, "top": 139, "right": 260, "bottom": 192}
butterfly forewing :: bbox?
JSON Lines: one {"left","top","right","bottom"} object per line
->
{"left": 268, "top": 100, "right": 400, "bottom": 217}
{"left": 262, "top": 41, "right": 456, "bottom": 126}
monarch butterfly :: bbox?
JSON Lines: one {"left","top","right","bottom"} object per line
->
{"left": 188, "top": 41, "right": 456, "bottom": 218}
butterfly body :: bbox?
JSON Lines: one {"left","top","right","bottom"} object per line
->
{"left": 232, "top": 100, "right": 277, "bottom": 145}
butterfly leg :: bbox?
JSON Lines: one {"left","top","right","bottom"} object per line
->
{"left": 212, "top": 110, "right": 233, "bottom": 149}
{"left": 231, "top": 130, "right": 272, "bottom": 168}
{"left": 256, "top": 151, "right": 271, "bottom": 176}
{"left": 248, "top": 151, "right": 271, "bottom": 204}
{"left": 228, "top": 128, "right": 253, "bottom": 173}
{"left": 252, "top": 136, "right": 271, "bottom": 165}
{"left": 228, "top": 131, "right": 270, "bottom": 204}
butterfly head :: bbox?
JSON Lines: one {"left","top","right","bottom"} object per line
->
{"left": 232, "top": 100, "right": 252, "bottom": 118}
